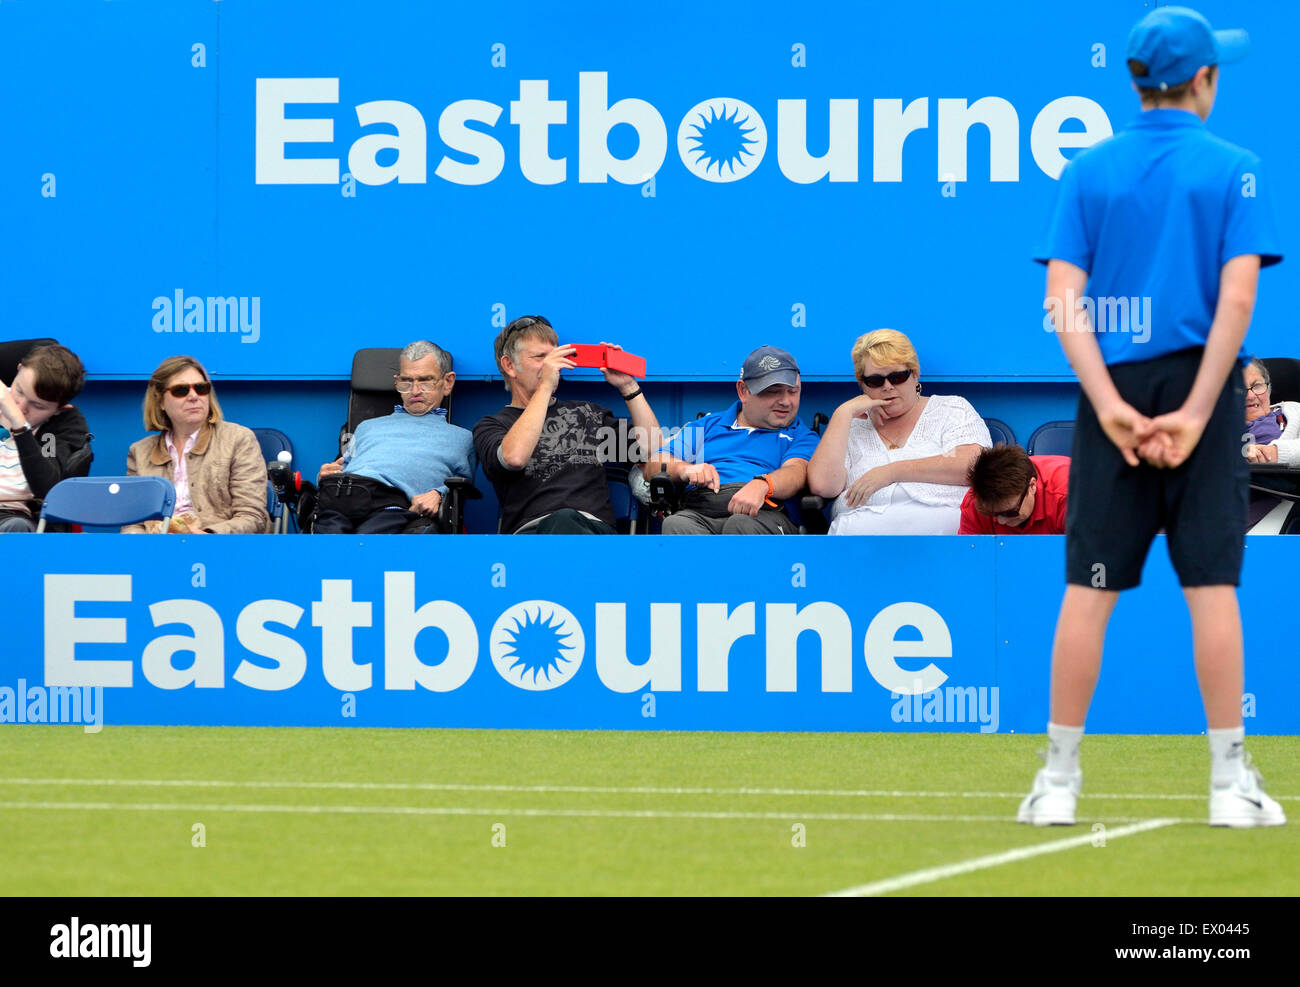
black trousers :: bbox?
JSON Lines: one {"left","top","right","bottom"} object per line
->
{"left": 1066, "top": 348, "right": 1247, "bottom": 589}
{"left": 312, "top": 474, "right": 437, "bottom": 534}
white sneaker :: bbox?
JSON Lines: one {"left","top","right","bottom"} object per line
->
{"left": 1210, "top": 762, "right": 1287, "bottom": 828}
{"left": 1018, "top": 768, "right": 1082, "bottom": 826}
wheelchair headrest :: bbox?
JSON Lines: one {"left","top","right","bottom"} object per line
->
{"left": 350, "top": 348, "right": 402, "bottom": 393}
{"left": 1261, "top": 357, "right": 1300, "bottom": 405}
{"left": 0, "top": 337, "right": 59, "bottom": 387}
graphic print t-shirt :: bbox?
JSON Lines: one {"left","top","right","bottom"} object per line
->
{"left": 474, "top": 400, "right": 621, "bottom": 533}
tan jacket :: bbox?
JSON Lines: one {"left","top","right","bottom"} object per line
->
{"left": 124, "top": 421, "right": 270, "bottom": 533}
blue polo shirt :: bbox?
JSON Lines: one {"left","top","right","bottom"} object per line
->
{"left": 660, "top": 400, "right": 820, "bottom": 485}
{"left": 1036, "top": 108, "right": 1282, "bottom": 366}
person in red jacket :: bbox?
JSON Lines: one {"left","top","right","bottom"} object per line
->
{"left": 959, "top": 445, "right": 1068, "bottom": 535}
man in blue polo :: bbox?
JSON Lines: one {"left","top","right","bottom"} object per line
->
{"left": 646, "top": 345, "right": 819, "bottom": 534}
{"left": 1020, "top": 7, "right": 1285, "bottom": 828}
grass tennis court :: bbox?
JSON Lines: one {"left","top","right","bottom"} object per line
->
{"left": 0, "top": 727, "right": 1294, "bottom": 896}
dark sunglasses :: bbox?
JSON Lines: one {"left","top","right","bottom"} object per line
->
{"left": 165, "top": 382, "right": 212, "bottom": 398}
{"left": 979, "top": 479, "right": 1032, "bottom": 519}
{"left": 860, "top": 369, "right": 912, "bottom": 389}
{"left": 505, "top": 315, "right": 552, "bottom": 337}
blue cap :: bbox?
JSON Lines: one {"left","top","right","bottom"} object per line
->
{"left": 1127, "top": 6, "right": 1249, "bottom": 90}
{"left": 741, "top": 345, "right": 800, "bottom": 393}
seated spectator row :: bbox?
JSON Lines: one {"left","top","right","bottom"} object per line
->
{"left": 2, "top": 328, "right": 1294, "bottom": 535}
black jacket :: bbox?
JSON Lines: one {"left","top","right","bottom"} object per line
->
{"left": 11, "top": 405, "right": 93, "bottom": 511}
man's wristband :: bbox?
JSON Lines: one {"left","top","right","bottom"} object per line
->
{"left": 9, "top": 421, "right": 31, "bottom": 437}
{"left": 621, "top": 388, "right": 643, "bottom": 402}
{"left": 754, "top": 473, "right": 777, "bottom": 507}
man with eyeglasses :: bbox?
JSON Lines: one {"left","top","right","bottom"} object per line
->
{"left": 313, "top": 340, "right": 476, "bottom": 534}
{"left": 958, "top": 445, "right": 1068, "bottom": 535}
{"left": 474, "top": 315, "right": 660, "bottom": 534}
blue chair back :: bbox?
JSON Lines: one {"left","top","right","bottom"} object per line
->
{"left": 251, "top": 427, "right": 295, "bottom": 531}
{"left": 252, "top": 427, "right": 293, "bottom": 465}
{"left": 38, "top": 476, "right": 176, "bottom": 530}
{"left": 1027, "top": 420, "right": 1075, "bottom": 457}
{"left": 983, "top": 417, "right": 1016, "bottom": 448}
{"left": 604, "top": 463, "right": 640, "bottom": 534}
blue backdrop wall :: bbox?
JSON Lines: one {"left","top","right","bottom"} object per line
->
{"left": 7, "top": 535, "right": 1297, "bottom": 734}
{"left": 2, "top": 0, "right": 1293, "bottom": 381}
{"left": 3, "top": 1, "right": 1295, "bottom": 737}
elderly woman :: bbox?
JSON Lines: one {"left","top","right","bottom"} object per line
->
{"left": 124, "top": 356, "right": 269, "bottom": 533}
{"left": 1243, "top": 358, "right": 1300, "bottom": 464}
{"left": 808, "top": 329, "right": 990, "bottom": 534}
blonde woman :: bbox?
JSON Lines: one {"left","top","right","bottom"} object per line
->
{"left": 808, "top": 329, "right": 990, "bottom": 534}
{"left": 124, "top": 356, "right": 269, "bottom": 533}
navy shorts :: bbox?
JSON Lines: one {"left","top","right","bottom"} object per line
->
{"left": 1066, "top": 347, "right": 1248, "bottom": 590}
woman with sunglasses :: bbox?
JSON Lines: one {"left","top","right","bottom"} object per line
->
{"left": 123, "top": 356, "right": 269, "bottom": 533}
{"left": 808, "top": 329, "right": 990, "bottom": 535}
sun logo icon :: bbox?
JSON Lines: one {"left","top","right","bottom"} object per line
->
{"left": 677, "top": 97, "right": 768, "bottom": 183}
{"left": 490, "top": 601, "right": 586, "bottom": 691}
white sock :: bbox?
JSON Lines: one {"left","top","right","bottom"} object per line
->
{"left": 1046, "top": 722, "right": 1084, "bottom": 777}
{"left": 1208, "top": 727, "right": 1246, "bottom": 788}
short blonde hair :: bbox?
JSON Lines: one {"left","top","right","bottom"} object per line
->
{"left": 851, "top": 329, "right": 920, "bottom": 382}
{"left": 143, "top": 355, "right": 224, "bottom": 432}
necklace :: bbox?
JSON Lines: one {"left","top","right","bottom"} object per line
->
{"left": 878, "top": 428, "right": 905, "bottom": 450}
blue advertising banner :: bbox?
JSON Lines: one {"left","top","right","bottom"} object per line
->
{"left": 2, "top": 0, "right": 1294, "bottom": 381}
{"left": 6, "top": 534, "right": 1296, "bottom": 734}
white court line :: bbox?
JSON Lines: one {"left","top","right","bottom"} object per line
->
{"left": 825, "top": 818, "right": 1183, "bottom": 897}
{"left": 0, "top": 800, "right": 1184, "bottom": 825}
{"left": 1, "top": 778, "right": 1290, "bottom": 800}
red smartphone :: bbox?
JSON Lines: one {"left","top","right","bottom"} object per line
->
{"left": 604, "top": 348, "right": 647, "bottom": 379}
{"left": 568, "top": 344, "right": 608, "bottom": 368}
{"left": 567, "top": 344, "right": 647, "bottom": 379}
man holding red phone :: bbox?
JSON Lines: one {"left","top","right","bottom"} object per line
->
{"left": 474, "top": 315, "right": 661, "bottom": 534}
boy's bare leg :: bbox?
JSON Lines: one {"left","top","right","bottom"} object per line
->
{"left": 1020, "top": 585, "right": 1120, "bottom": 825}
{"left": 1183, "top": 585, "right": 1243, "bottom": 729}
{"left": 1183, "top": 584, "right": 1284, "bottom": 825}
{"left": 1049, "top": 585, "right": 1121, "bottom": 726}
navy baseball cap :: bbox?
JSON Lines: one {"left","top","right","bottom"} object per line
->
{"left": 741, "top": 345, "right": 800, "bottom": 392}
{"left": 1127, "top": 6, "right": 1249, "bottom": 90}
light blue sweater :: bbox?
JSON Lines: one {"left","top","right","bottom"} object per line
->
{"left": 342, "top": 407, "right": 476, "bottom": 499}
